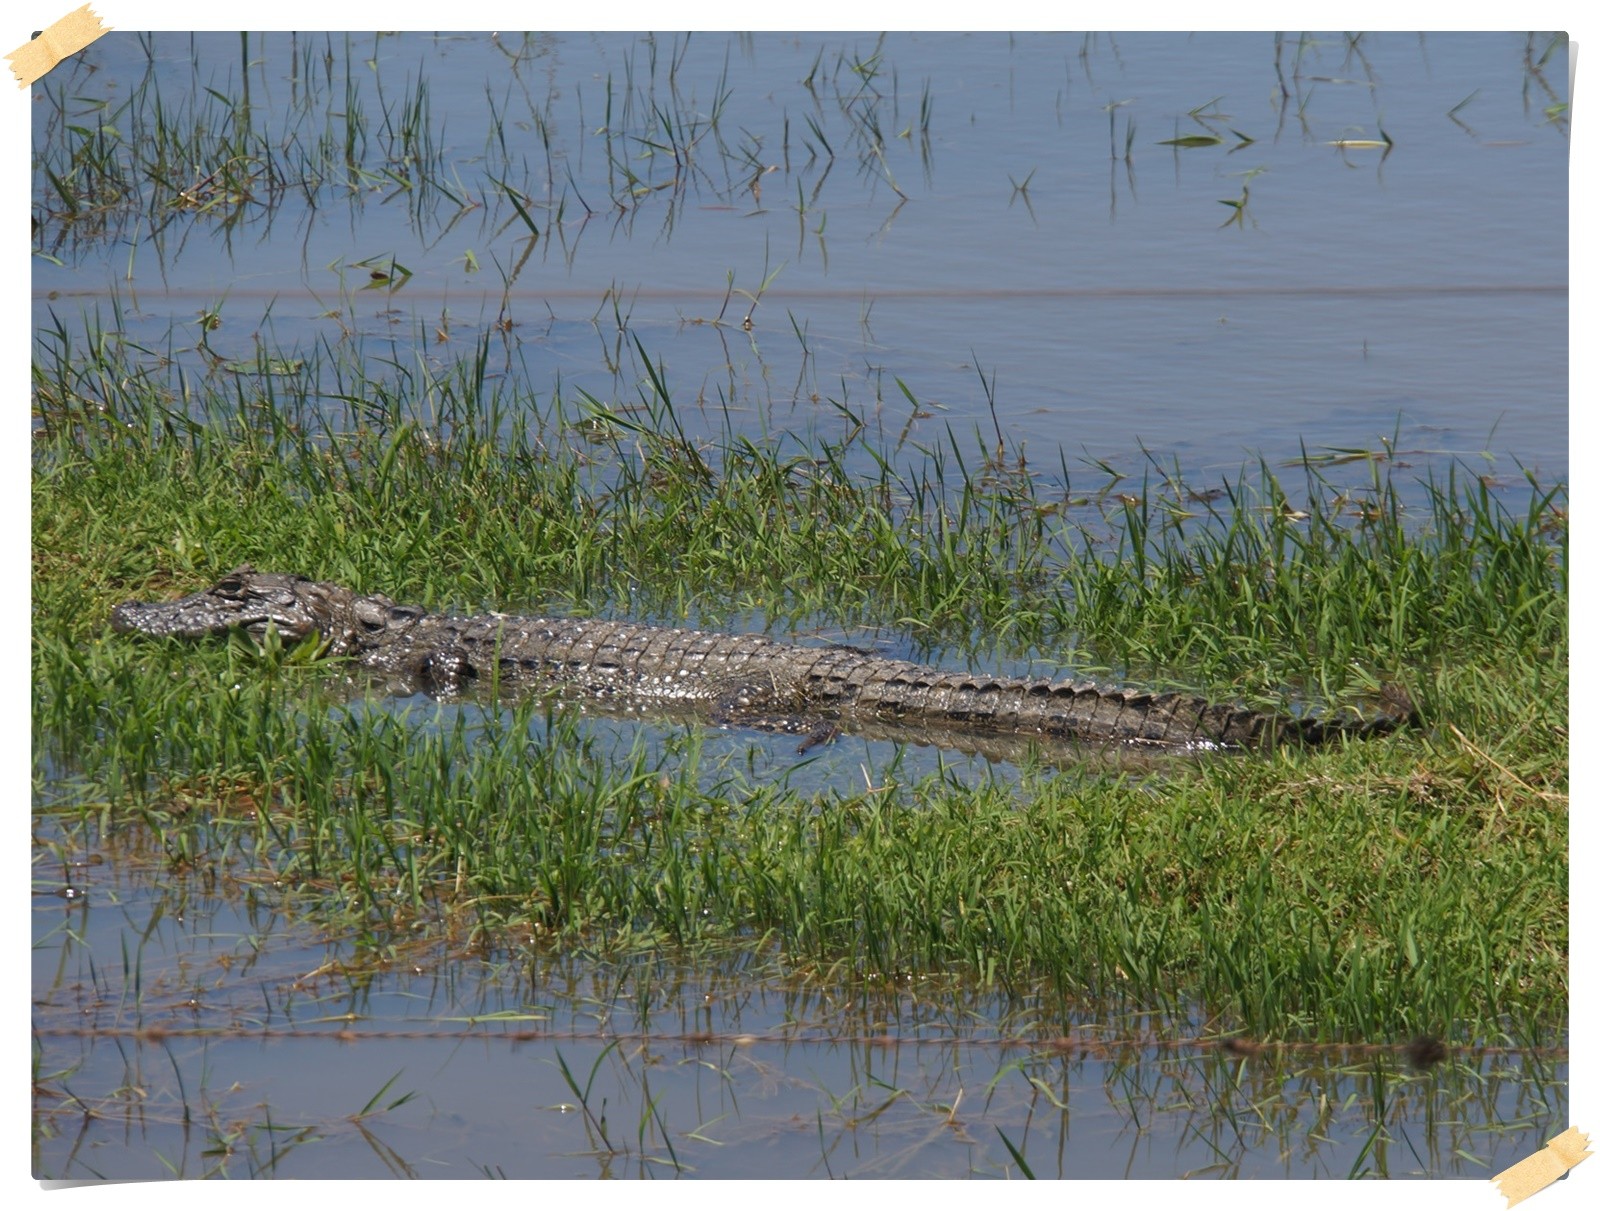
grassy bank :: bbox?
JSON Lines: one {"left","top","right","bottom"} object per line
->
{"left": 32, "top": 330, "right": 1568, "bottom": 1047}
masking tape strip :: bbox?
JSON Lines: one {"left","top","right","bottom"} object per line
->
{"left": 7, "top": 5, "right": 110, "bottom": 88}
{"left": 1493, "top": 1127, "right": 1591, "bottom": 1206}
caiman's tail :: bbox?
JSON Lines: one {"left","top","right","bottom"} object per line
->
{"left": 1272, "top": 683, "right": 1418, "bottom": 747}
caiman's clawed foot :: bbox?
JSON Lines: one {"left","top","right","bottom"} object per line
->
{"left": 418, "top": 644, "right": 476, "bottom": 696}
{"left": 796, "top": 723, "right": 840, "bottom": 755}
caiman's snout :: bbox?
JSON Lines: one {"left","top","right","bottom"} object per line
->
{"left": 110, "top": 600, "right": 165, "bottom": 634}
{"left": 111, "top": 565, "right": 323, "bottom": 642}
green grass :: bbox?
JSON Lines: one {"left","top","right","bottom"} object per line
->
{"left": 31, "top": 320, "right": 1568, "bottom": 1049}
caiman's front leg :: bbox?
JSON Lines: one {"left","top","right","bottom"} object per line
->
{"left": 708, "top": 679, "right": 839, "bottom": 754}
{"left": 414, "top": 644, "right": 477, "bottom": 696}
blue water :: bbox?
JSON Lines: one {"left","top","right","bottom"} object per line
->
{"left": 34, "top": 31, "right": 1567, "bottom": 488}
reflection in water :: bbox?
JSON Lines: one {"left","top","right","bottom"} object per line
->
{"left": 30, "top": 1025, "right": 1568, "bottom": 1180}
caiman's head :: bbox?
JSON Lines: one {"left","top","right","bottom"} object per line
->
{"left": 112, "top": 565, "right": 353, "bottom": 647}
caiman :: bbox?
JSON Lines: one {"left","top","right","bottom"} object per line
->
{"left": 111, "top": 566, "right": 1414, "bottom": 754}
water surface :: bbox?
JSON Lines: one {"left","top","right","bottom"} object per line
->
{"left": 33, "top": 30, "right": 1568, "bottom": 489}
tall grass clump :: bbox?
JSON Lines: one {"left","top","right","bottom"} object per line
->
{"left": 1052, "top": 456, "right": 1565, "bottom": 706}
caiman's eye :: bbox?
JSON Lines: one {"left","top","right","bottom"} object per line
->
{"left": 215, "top": 565, "right": 259, "bottom": 599}
{"left": 354, "top": 599, "right": 420, "bottom": 631}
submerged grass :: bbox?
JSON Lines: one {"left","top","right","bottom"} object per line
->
{"left": 32, "top": 31, "right": 935, "bottom": 273}
{"left": 31, "top": 322, "right": 1567, "bottom": 1048}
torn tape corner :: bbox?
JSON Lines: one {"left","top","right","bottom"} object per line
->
{"left": 1493, "top": 1127, "right": 1591, "bottom": 1207}
{"left": 7, "top": 5, "right": 111, "bottom": 89}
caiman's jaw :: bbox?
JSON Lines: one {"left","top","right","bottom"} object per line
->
{"left": 111, "top": 565, "right": 327, "bottom": 644}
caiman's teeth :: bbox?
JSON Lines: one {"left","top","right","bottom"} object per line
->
{"left": 111, "top": 569, "right": 1413, "bottom": 754}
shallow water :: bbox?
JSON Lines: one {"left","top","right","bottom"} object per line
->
{"left": 31, "top": 30, "right": 1569, "bottom": 1179}
{"left": 32, "top": 820, "right": 1567, "bottom": 1180}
